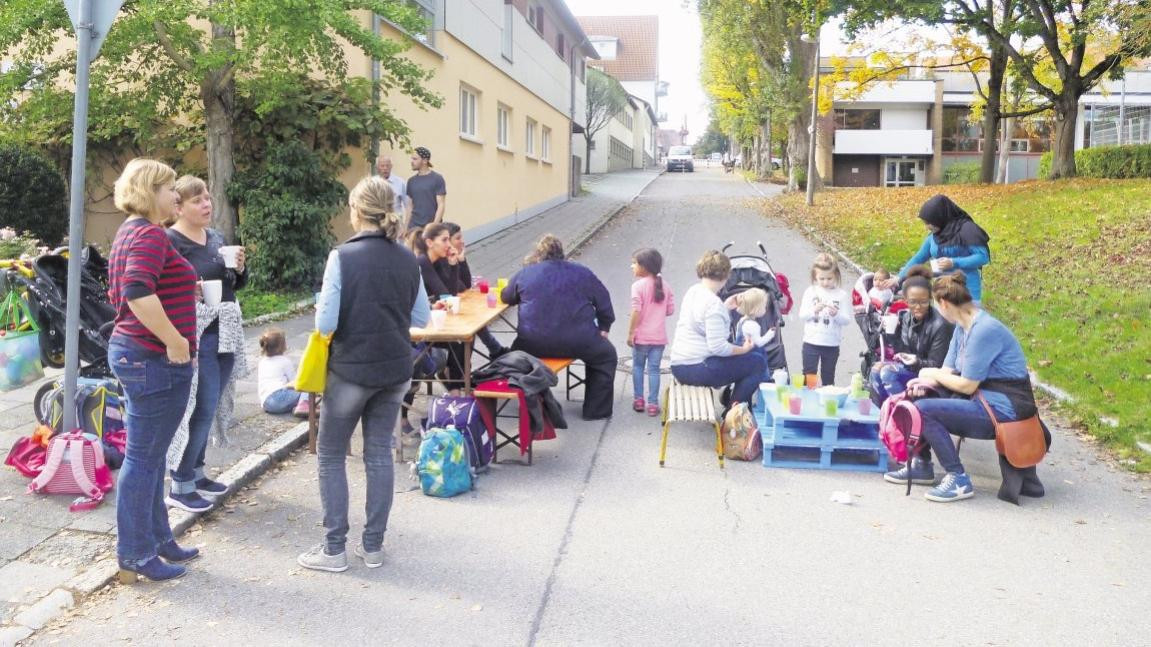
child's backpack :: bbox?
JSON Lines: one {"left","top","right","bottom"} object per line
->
{"left": 878, "top": 392, "right": 926, "bottom": 495}
{"left": 417, "top": 427, "right": 473, "bottom": 498}
{"left": 721, "top": 402, "right": 763, "bottom": 461}
{"left": 428, "top": 395, "right": 493, "bottom": 473}
{"left": 27, "top": 432, "right": 114, "bottom": 511}
{"left": 43, "top": 377, "right": 125, "bottom": 439}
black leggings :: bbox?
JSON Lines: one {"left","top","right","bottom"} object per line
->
{"left": 801, "top": 342, "right": 840, "bottom": 387}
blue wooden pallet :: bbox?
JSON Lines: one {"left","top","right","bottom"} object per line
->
{"left": 755, "top": 384, "right": 889, "bottom": 473}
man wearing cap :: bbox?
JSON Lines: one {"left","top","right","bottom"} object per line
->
{"left": 407, "top": 146, "right": 446, "bottom": 231}
{"left": 376, "top": 155, "right": 409, "bottom": 222}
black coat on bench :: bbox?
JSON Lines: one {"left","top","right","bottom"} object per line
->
{"left": 472, "top": 351, "right": 568, "bottom": 434}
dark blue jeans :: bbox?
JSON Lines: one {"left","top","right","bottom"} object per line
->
{"left": 171, "top": 332, "right": 235, "bottom": 494}
{"left": 915, "top": 397, "right": 997, "bottom": 474}
{"left": 671, "top": 353, "right": 766, "bottom": 405}
{"left": 109, "top": 340, "right": 194, "bottom": 564}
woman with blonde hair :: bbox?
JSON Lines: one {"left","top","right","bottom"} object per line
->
{"left": 163, "top": 175, "right": 248, "bottom": 513}
{"left": 106, "top": 159, "right": 199, "bottom": 582}
{"left": 298, "top": 176, "right": 431, "bottom": 573}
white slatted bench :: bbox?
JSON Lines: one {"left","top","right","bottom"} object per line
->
{"left": 659, "top": 378, "right": 725, "bottom": 469}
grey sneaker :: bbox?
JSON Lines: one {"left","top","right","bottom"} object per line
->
{"left": 297, "top": 544, "right": 348, "bottom": 572}
{"left": 883, "top": 457, "right": 936, "bottom": 485}
{"left": 354, "top": 544, "right": 384, "bottom": 569}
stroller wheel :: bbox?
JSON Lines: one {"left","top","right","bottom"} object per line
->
{"left": 33, "top": 381, "right": 57, "bottom": 426}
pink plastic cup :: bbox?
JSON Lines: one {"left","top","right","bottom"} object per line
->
{"left": 486, "top": 291, "right": 497, "bottom": 308}
{"left": 858, "top": 398, "right": 872, "bottom": 415}
{"left": 788, "top": 396, "right": 802, "bottom": 415}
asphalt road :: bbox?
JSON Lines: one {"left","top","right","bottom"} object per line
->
{"left": 28, "top": 168, "right": 1151, "bottom": 646}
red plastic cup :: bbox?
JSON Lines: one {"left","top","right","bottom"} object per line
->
{"left": 788, "top": 396, "right": 802, "bottom": 415}
{"left": 478, "top": 279, "right": 490, "bottom": 294}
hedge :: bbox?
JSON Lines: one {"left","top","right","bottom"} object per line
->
{"left": 1039, "top": 144, "right": 1151, "bottom": 179}
{"left": 943, "top": 161, "right": 981, "bottom": 184}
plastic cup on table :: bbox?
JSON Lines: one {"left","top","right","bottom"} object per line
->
{"left": 486, "top": 291, "right": 497, "bottom": 308}
{"left": 824, "top": 398, "right": 838, "bottom": 416}
{"left": 787, "top": 395, "right": 803, "bottom": 415}
{"left": 496, "top": 278, "right": 508, "bottom": 304}
{"left": 857, "top": 398, "right": 872, "bottom": 415}
{"left": 429, "top": 310, "right": 447, "bottom": 329}
{"left": 477, "top": 279, "right": 490, "bottom": 294}
{"left": 776, "top": 385, "right": 790, "bottom": 405}
{"left": 791, "top": 374, "right": 804, "bottom": 389}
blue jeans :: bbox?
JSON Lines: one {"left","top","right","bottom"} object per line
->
{"left": 632, "top": 344, "right": 665, "bottom": 403}
{"left": 170, "top": 332, "right": 235, "bottom": 494}
{"left": 263, "top": 387, "right": 302, "bottom": 414}
{"left": 317, "top": 371, "right": 406, "bottom": 554}
{"left": 869, "top": 361, "right": 916, "bottom": 405}
{"left": 108, "top": 340, "right": 194, "bottom": 564}
{"left": 671, "top": 353, "right": 766, "bottom": 405}
{"left": 915, "top": 397, "right": 998, "bottom": 474}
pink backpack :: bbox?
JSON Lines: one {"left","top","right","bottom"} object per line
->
{"left": 878, "top": 393, "right": 927, "bottom": 496}
{"left": 27, "top": 432, "right": 114, "bottom": 511}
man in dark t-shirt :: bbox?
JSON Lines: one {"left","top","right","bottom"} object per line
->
{"left": 407, "top": 146, "right": 446, "bottom": 230}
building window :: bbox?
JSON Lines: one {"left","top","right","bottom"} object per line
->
{"left": 541, "top": 126, "right": 552, "bottom": 161}
{"left": 589, "top": 36, "right": 618, "bottom": 60}
{"left": 459, "top": 85, "right": 478, "bottom": 138}
{"left": 556, "top": 34, "right": 565, "bottom": 60}
{"left": 614, "top": 107, "right": 633, "bottom": 131}
{"left": 1083, "top": 103, "right": 1151, "bottom": 148}
{"left": 502, "top": 1, "right": 513, "bottom": 61}
{"left": 527, "top": 4, "right": 544, "bottom": 34}
{"left": 833, "top": 109, "right": 881, "bottom": 130}
{"left": 941, "top": 106, "right": 981, "bottom": 152}
{"left": 406, "top": 0, "right": 436, "bottom": 47}
{"left": 526, "top": 118, "right": 537, "bottom": 156}
{"left": 497, "top": 104, "right": 511, "bottom": 148}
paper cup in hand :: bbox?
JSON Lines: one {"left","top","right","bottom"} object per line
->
{"left": 882, "top": 313, "right": 899, "bottom": 334}
{"left": 929, "top": 259, "right": 941, "bottom": 274}
{"left": 219, "top": 245, "right": 242, "bottom": 268}
{"left": 430, "top": 310, "right": 447, "bottom": 329}
{"left": 201, "top": 280, "right": 223, "bottom": 307}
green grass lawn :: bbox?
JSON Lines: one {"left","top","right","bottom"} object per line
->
{"left": 240, "top": 289, "right": 314, "bottom": 321}
{"left": 769, "top": 178, "right": 1151, "bottom": 472}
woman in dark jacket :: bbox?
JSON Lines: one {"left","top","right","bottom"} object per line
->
{"left": 501, "top": 234, "right": 617, "bottom": 420}
{"left": 868, "top": 265, "right": 954, "bottom": 405}
{"left": 297, "top": 176, "right": 430, "bottom": 572}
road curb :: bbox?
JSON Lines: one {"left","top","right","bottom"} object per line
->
{"left": 6, "top": 421, "right": 310, "bottom": 644}
{"left": 746, "top": 178, "right": 1141, "bottom": 452}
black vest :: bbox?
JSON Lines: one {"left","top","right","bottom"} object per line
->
{"left": 328, "top": 231, "right": 420, "bottom": 388}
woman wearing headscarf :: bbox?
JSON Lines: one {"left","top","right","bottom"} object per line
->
{"left": 883, "top": 195, "right": 991, "bottom": 304}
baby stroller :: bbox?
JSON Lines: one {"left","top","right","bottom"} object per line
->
{"left": 851, "top": 272, "right": 908, "bottom": 376}
{"left": 719, "top": 241, "right": 793, "bottom": 375}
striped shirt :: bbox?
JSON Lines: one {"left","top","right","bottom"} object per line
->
{"left": 107, "top": 218, "right": 198, "bottom": 353}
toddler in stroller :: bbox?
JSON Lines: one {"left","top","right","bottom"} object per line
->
{"left": 732, "top": 288, "right": 776, "bottom": 380}
{"left": 852, "top": 270, "right": 907, "bottom": 377}
{"left": 718, "top": 242, "right": 791, "bottom": 377}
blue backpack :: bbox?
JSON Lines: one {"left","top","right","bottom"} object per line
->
{"left": 417, "top": 427, "right": 473, "bottom": 498}
{"left": 427, "top": 395, "right": 493, "bottom": 473}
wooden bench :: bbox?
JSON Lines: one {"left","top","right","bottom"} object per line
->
{"left": 541, "top": 357, "right": 584, "bottom": 401}
{"left": 472, "top": 388, "right": 534, "bottom": 465}
{"left": 659, "top": 378, "right": 725, "bottom": 469}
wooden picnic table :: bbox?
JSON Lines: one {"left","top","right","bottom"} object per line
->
{"left": 307, "top": 288, "right": 515, "bottom": 453}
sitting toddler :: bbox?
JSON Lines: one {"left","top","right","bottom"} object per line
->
{"left": 868, "top": 268, "right": 894, "bottom": 308}
{"left": 734, "top": 288, "right": 777, "bottom": 379}
{"left": 257, "top": 329, "right": 309, "bottom": 417}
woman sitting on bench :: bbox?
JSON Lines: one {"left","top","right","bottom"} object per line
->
{"left": 669, "top": 250, "right": 763, "bottom": 415}
{"left": 886, "top": 271, "right": 1047, "bottom": 504}
{"left": 501, "top": 234, "right": 617, "bottom": 421}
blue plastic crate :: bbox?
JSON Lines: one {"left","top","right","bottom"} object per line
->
{"left": 755, "top": 385, "right": 889, "bottom": 472}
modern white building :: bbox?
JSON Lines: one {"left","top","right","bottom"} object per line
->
{"left": 819, "top": 66, "right": 1151, "bottom": 187}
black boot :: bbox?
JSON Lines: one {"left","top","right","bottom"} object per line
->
{"left": 1020, "top": 467, "right": 1045, "bottom": 498}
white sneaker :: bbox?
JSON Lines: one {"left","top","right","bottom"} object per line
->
{"left": 297, "top": 544, "right": 348, "bottom": 572}
{"left": 354, "top": 544, "right": 384, "bottom": 569}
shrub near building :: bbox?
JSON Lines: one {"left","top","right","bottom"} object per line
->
{"left": 1039, "top": 144, "right": 1151, "bottom": 179}
{"left": 0, "top": 146, "right": 67, "bottom": 246}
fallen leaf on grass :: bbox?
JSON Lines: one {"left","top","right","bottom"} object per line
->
{"left": 1037, "top": 360, "right": 1053, "bottom": 368}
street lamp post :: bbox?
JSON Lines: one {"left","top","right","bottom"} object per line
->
{"left": 802, "top": 30, "right": 820, "bottom": 207}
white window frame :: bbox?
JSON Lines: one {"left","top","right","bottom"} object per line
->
{"left": 497, "top": 104, "right": 511, "bottom": 150}
{"left": 541, "top": 126, "right": 552, "bottom": 162}
{"left": 525, "top": 118, "right": 537, "bottom": 158}
{"left": 459, "top": 84, "right": 479, "bottom": 140}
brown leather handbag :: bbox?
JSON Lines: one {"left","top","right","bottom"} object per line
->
{"left": 976, "top": 393, "right": 1046, "bottom": 468}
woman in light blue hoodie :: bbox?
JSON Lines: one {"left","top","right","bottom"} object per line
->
{"left": 888, "top": 195, "right": 991, "bottom": 304}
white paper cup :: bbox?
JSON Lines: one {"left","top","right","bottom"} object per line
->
{"left": 929, "top": 259, "right": 941, "bottom": 274}
{"left": 430, "top": 310, "right": 447, "bottom": 329}
{"left": 882, "top": 313, "right": 899, "bottom": 334}
{"left": 219, "top": 245, "right": 242, "bottom": 269}
{"left": 201, "top": 280, "right": 222, "bottom": 307}
{"left": 447, "top": 296, "right": 461, "bottom": 314}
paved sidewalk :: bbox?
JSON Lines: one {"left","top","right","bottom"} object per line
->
{"left": 0, "top": 169, "right": 658, "bottom": 646}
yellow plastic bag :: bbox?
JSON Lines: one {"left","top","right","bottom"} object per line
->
{"left": 294, "top": 331, "right": 332, "bottom": 394}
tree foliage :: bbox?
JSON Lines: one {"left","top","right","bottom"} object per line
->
{"left": 583, "top": 68, "right": 627, "bottom": 173}
{"left": 0, "top": 146, "right": 68, "bottom": 245}
{"left": 0, "top": 0, "right": 442, "bottom": 239}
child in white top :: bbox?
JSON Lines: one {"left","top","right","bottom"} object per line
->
{"left": 734, "top": 288, "right": 776, "bottom": 380}
{"left": 799, "top": 253, "right": 854, "bottom": 386}
{"left": 868, "top": 268, "right": 894, "bottom": 307}
{"left": 257, "top": 329, "right": 307, "bottom": 415}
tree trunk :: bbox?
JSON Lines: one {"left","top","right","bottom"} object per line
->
{"left": 996, "top": 116, "right": 1014, "bottom": 183}
{"left": 1049, "top": 94, "right": 1080, "bottom": 179}
{"left": 980, "top": 44, "right": 1008, "bottom": 183}
{"left": 786, "top": 37, "right": 819, "bottom": 192}
{"left": 202, "top": 76, "right": 236, "bottom": 242}
{"left": 584, "top": 133, "right": 593, "bottom": 174}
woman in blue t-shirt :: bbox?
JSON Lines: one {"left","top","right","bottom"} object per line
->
{"left": 883, "top": 272, "right": 1046, "bottom": 503}
{"left": 883, "top": 195, "right": 991, "bottom": 303}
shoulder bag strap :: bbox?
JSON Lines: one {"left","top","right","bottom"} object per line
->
{"left": 67, "top": 438, "right": 102, "bottom": 499}
{"left": 975, "top": 391, "right": 1006, "bottom": 456}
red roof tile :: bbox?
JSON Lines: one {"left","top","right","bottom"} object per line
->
{"left": 575, "top": 15, "right": 658, "bottom": 82}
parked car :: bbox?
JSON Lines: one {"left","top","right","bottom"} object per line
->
{"left": 666, "top": 145, "right": 694, "bottom": 173}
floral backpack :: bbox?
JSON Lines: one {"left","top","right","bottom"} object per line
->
{"left": 721, "top": 402, "right": 762, "bottom": 461}
{"left": 417, "top": 427, "right": 473, "bottom": 498}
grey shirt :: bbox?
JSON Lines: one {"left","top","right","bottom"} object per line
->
{"left": 407, "top": 170, "right": 446, "bottom": 228}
